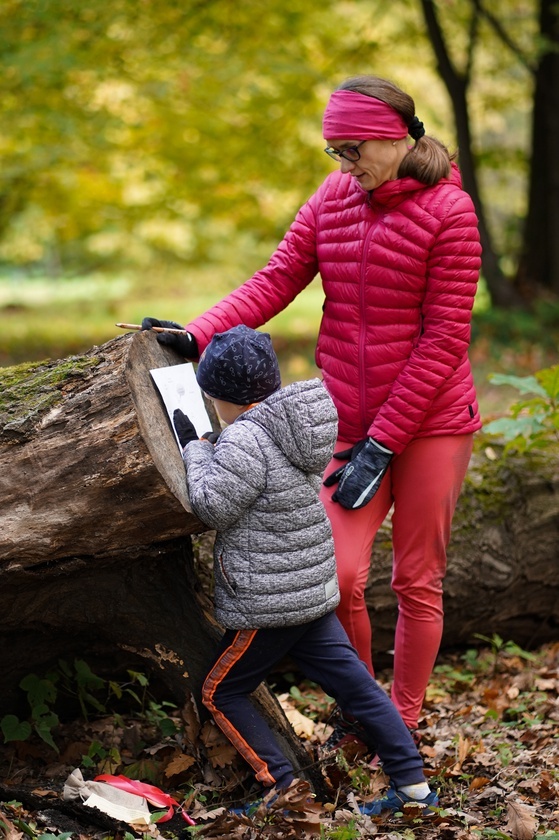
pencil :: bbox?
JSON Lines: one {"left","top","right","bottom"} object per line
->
{"left": 116, "top": 322, "right": 188, "bottom": 334}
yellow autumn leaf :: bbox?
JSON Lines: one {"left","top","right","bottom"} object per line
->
{"left": 283, "top": 707, "right": 315, "bottom": 739}
{"left": 164, "top": 753, "right": 196, "bottom": 778}
{"left": 277, "top": 692, "right": 315, "bottom": 738}
{"left": 200, "top": 720, "right": 238, "bottom": 768}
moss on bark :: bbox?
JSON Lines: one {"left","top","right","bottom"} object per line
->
{"left": 0, "top": 354, "right": 101, "bottom": 442}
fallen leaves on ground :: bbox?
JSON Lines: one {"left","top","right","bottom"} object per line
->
{"left": 0, "top": 641, "right": 558, "bottom": 839}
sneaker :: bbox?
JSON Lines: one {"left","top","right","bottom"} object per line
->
{"left": 323, "top": 707, "right": 376, "bottom": 754}
{"left": 230, "top": 797, "right": 271, "bottom": 817}
{"left": 230, "top": 786, "right": 281, "bottom": 817}
{"left": 359, "top": 783, "right": 439, "bottom": 817}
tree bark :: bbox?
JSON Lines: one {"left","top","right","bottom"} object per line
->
{"left": 419, "top": 0, "right": 524, "bottom": 308}
{"left": 515, "top": 0, "right": 559, "bottom": 299}
{"left": 0, "top": 332, "right": 213, "bottom": 563}
{"left": 0, "top": 332, "right": 320, "bottom": 790}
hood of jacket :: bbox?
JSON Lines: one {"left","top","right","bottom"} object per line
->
{"left": 237, "top": 378, "right": 338, "bottom": 476}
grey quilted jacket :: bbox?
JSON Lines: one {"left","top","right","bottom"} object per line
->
{"left": 182, "top": 378, "right": 340, "bottom": 629}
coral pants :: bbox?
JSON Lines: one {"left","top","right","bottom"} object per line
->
{"left": 319, "top": 434, "right": 474, "bottom": 729}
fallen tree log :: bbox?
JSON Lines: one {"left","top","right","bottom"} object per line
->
{"left": 0, "top": 332, "right": 320, "bottom": 789}
{"left": 1, "top": 333, "right": 558, "bottom": 750}
{"left": 0, "top": 332, "right": 213, "bottom": 562}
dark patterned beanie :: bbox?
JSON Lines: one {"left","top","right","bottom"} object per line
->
{"left": 195, "top": 325, "right": 281, "bottom": 405}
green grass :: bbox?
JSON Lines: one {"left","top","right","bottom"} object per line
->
{"left": 0, "top": 271, "right": 324, "bottom": 367}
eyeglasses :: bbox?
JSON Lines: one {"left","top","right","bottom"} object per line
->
{"left": 324, "top": 141, "right": 366, "bottom": 162}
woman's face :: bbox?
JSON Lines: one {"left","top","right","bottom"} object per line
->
{"left": 325, "top": 137, "right": 407, "bottom": 191}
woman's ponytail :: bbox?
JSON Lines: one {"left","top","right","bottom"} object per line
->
{"left": 338, "top": 76, "right": 454, "bottom": 186}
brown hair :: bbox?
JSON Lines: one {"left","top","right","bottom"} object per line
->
{"left": 338, "top": 75, "right": 454, "bottom": 186}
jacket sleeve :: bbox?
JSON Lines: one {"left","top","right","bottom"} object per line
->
{"left": 369, "top": 189, "right": 481, "bottom": 452}
{"left": 184, "top": 187, "right": 324, "bottom": 353}
{"left": 182, "top": 429, "right": 267, "bottom": 530}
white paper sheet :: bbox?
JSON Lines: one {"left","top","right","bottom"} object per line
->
{"left": 150, "top": 363, "right": 213, "bottom": 449}
{"left": 84, "top": 791, "right": 152, "bottom": 825}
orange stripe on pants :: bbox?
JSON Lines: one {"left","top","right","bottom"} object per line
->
{"left": 202, "top": 629, "right": 276, "bottom": 787}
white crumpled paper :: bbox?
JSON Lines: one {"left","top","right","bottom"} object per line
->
{"left": 63, "top": 768, "right": 152, "bottom": 825}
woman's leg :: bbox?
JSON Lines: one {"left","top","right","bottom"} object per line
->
{"left": 390, "top": 434, "right": 474, "bottom": 728}
{"left": 320, "top": 440, "right": 393, "bottom": 674}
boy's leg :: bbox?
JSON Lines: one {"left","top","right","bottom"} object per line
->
{"left": 291, "top": 611, "right": 425, "bottom": 788}
{"left": 320, "top": 440, "right": 393, "bottom": 674}
{"left": 202, "top": 625, "right": 308, "bottom": 790}
{"left": 390, "top": 434, "right": 474, "bottom": 728}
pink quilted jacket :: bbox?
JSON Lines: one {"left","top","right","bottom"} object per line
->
{"left": 186, "top": 164, "right": 482, "bottom": 454}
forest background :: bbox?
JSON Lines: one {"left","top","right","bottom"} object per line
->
{"left": 1, "top": 3, "right": 559, "bottom": 837}
{"left": 1, "top": 0, "right": 559, "bottom": 413}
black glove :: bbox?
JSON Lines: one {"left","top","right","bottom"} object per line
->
{"left": 173, "top": 409, "right": 198, "bottom": 448}
{"left": 323, "top": 439, "right": 369, "bottom": 487}
{"left": 141, "top": 317, "right": 199, "bottom": 359}
{"left": 201, "top": 431, "right": 220, "bottom": 444}
{"left": 324, "top": 437, "right": 393, "bottom": 510}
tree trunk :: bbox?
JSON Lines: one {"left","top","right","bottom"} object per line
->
{"left": 0, "top": 332, "right": 320, "bottom": 790}
{"left": 419, "top": 0, "right": 524, "bottom": 309}
{"left": 515, "top": 0, "right": 559, "bottom": 299}
{"left": 0, "top": 332, "right": 213, "bottom": 563}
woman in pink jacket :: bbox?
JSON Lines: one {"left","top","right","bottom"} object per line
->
{"left": 142, "top": 74, "right": 482, "bottom": 742}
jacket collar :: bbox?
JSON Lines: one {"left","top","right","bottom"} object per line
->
{"left": 367, "top": 161, "right": 463, "bottom": 210}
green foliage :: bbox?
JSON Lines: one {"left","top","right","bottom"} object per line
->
{"left": 1, "top": 671, "right": 61, "bottom": 752}
{"left": 320, "top": 820, "right": 359, "bottom": 839}
{"left": 0, "top": 659, "right": 178, "bottom": 754}
{"left": 36, "top": 835, "right": 73, "bottom": 840}
{"left": 433, "top": 635, "right": 538, "bottom": 690}
{"left": 81, "top": 739, "right": 122, "bottom": 773}
{"left": 0, "top": 0, "right": 433, "bottom": 273}
{"left": 0, "top": 716, "right": 32, "bottom": 744}
{"left": 0, "top": 269, "right": 325, "bottom": 368}
{"left": 287, "top": 679, "right": 333, "bottom": 721}
{"left": 482, "top": 364, "right": 559, "bottom": 452}
{"left": 472, "top": 301, "right": 559, "bottom": 351}
{"left": 0, "top": 0, "right": 537, "bottom": 278}
{"left": 433, "top": 661, "right": 478, "bottom": 692}
{"left": 472, "top": 632, "right": 538, "bottom": 663}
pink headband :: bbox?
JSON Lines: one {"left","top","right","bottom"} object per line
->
{"left": 322, "top": 90, "right": 409, "bottom": 140}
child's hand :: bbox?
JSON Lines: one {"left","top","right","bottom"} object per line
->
{"left": 173, "top": 409, "right": 198, "bottom": 448}
{"left": 201, "top": 431, "right": 220, "bottom": 444}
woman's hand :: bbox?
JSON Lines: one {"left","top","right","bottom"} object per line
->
{"left": 324, "top": 438, "right": 393, "bottom": 509}
{"left": 141, "top": 317, "right": 199, "bottom": 358}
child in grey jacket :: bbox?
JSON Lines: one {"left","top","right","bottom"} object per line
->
{"left": 174, "top": 325, "right": 437, "bottom": 816}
